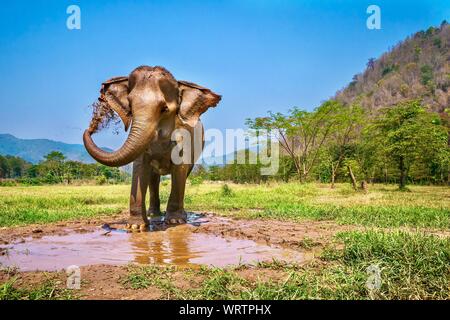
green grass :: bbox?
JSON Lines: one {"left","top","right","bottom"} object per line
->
{"left": 120, "top": 231, "right": 450, "bottom": 300}
{"left": 185, "top": 183, "right": 450, "bottom": 229}
{"left": 0, "top": 185, "right": 129, "bottom": 226}
{"left": 122, "top": 265, "right": 177, "bottom": 291}
{"left": 258, "top": 231, "right": 450, "bottom": 300}
{"left": 0, "top": 182, "right": 448, "bottom": 228}
{"left": 0, "top": 277, "right": 77, "bottom": 300}
{"left": 329, "top": 231, "right": 450, "bottom": 299}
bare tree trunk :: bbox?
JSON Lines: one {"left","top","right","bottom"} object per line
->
{"left": 302, "top": 162, "right": 307, "bottom": 183}
{"left": 347, "top": 165, "right": 357, "bottom": 190}
{"left": 294, "top": 161, "right": 303, "bottom": 183}
{"left": 292, "top": 161, "right": 302, "bottom": 183}
{"left": 331, "top": 163, "right": 336, "bottom": 188}
{"left": 399, "top": 156, "right": 407, "bottom": 190}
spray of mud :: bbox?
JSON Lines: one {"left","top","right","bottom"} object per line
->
{"left": 88, "top": 100, "right": 122, "bottom": 134}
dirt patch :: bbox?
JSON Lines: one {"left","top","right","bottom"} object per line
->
{"left": 0, "top": 264, "right": 164, "bottom": 300}
{"left": 0, "top": 213, "right": 127, "bottom": 244}
{"left": 194, "top": 214, "right": 354, "bottom": 249}
{"left": 79, "top": 265, "right": 164, "bottom": 300}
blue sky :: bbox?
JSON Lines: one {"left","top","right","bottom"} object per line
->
{"left": 0, "top": 0, "right": 448, "bottom": 149}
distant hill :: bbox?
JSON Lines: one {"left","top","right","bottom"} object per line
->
{"left": 198, "top": 153, "right": 234, "bottom": 167}
{"left": 0, "top": 134, "right": 111, "bottom": 164}
{"left": 335, "top": 22, "right": 449, "bottom": 113}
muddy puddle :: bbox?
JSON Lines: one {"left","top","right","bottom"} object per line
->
{"left": 0, "top": 216, "right": 306, "bottom": 271}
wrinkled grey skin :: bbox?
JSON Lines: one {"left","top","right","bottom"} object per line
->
{"left": 83, "top": 66, "right": 221, "bottom": 229}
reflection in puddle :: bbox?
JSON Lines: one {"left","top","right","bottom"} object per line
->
{"left": 0, "top": 224, "right": 306, "bottom": 271}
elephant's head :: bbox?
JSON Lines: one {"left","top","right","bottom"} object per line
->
{"left": 83, "top": 66, "right": 221, "bottom": 167}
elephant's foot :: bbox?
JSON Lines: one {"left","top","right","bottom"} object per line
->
{"left": 147, "top": 208, "right": 162, "bottom": 217}
{"left": 165, "top": 211, "right": 187, "bottom": 225}
{"left": 125, "top": 215, "right": 149, "bottom": 232}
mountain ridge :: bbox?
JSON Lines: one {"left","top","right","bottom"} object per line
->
{"left": 0, "top": 133, "right": 111, "bottom": 164}
{"left": 335, "top": 22, "right": 449, "bottom": 113}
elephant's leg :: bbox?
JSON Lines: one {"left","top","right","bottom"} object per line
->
{"left": 147, "top": 168, "right": 161, "bottom": 216}
{"left": 165, "top": 164, "right": 191, "bottom": 224}
{"left": 128, "top": 154, "right": 150, "bottom": 230}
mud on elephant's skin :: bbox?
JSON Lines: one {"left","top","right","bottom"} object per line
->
{"left": 83, "top": 66, "right": 221, "bottom": 230}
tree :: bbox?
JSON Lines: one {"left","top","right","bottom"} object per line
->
{"left": 0, "top": 151, "right": 131, "bottom": 184}
{"left": 325, "top": 102, "right": 364, "bottom": 188}
{"left": 370, "top": 100, "right": 448, "bottom": 189}
{"left": 0, "top": 156, "right": 8, "bottom": 178}
{"left": 0, "top": 155, "right": 31, "bottom": 179}
{"left": 367, "top": 58, "right": 376, "bottom": 70}
{"left": 39, "top": 151, "right": 67, "bottom": 183}
{"left": 247, "top": 101, "right": 339, "bottom": 182}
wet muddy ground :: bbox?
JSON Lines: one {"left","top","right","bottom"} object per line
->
{"left": 0, "top": 212, "right": 351, "bottom": 299}
{"left": 0, "top": 222, "right": 308, "bottom": 271}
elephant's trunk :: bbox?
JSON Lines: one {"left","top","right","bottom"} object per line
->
{"left": 83, "top": 113, "right": 157, "bottom": 167}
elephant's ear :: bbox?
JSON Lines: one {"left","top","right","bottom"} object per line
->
{"left": 178, "top": 80, "right": 221, "bottom": 127}
{"left": 100, "top": 76, "right": 131, "bottom": 131}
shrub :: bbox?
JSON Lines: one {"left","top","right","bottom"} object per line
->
{"left": 420, "top": 65, "right": 433, "bottom": 85}
{"left": 221, "top": 184, "right": 234, "bottom": 197}
{"left": 381, "top": 64, "right": 398, "bottom": 76}
{"left": 189, "top": 176, "right": 204, "bottom": 186}
{"left": 0, "top": 180, "right": 16, "bottom": 187}
{"left": 96, "top": 176, "right": 107, "bottom": 185}
{"left": 17, "top": 178, "right": 44, "bottom": 186}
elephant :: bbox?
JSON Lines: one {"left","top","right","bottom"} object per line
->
{"left": 83, "top": 66, "right": 221, "bottom": 230}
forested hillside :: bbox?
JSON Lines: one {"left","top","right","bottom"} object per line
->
{"left": 335, "top": 21, "right": 449, "bottom": 113}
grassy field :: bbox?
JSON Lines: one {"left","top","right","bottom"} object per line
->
{"left": 120, "top": 230, "right": 450, "bottom": 300}
{"left": 0, "top": 182, "right": 448, "bottom": 228}
{"left": 1, "top": 182, "right": 449, "bottom": 300}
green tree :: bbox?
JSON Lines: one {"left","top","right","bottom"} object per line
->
{"left": 247, "top": 101, "right": 339, "bottom": 182}
{"left": 0, "top": 155, "right": 31, "bottom": 179}
{"left": 39, "top": 151, "right": 67, "bottom": 183}
{"left": 0, "top": 155, "right": 8, "bottom": 178}
{"left": 325, "top": 102, "right": 365, "bottom": 188}
{"left": 370, "top": 100, "right": 448, "bottom": 190}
